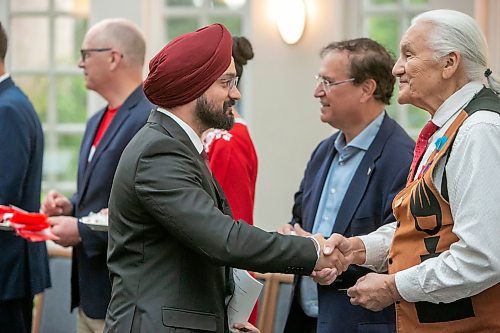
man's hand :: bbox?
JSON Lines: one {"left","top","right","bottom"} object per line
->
{"left": 41, "top": 190, "right": 73, "bottom": 216}
{"left": 48, "top": 216, "right": 81, "bottom": 247}
{"left": 277, "top": 223, "right": 296, "bottom": 235}
{"left": 312, "top": 233, "right": 354, "bottom": 285}
{"left": 347, "top": 273, "right": 401, "bottom": 311}
{"left": 232, "top": 322, "right": 260, "bottom": 333}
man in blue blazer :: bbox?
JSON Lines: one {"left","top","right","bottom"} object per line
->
{"left": 0, "top": 22, "right": 50, "bottom": 333}
{"left": 280, "top": 38, "right": 414, "bottom": 333}
{"left": 41, "top": 19, "right": 153, "bottom": 332}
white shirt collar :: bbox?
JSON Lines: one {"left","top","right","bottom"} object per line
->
{"left": 0, "top": 73, "right": 10, "bottom": 84}
{"left": 156, "top": 107, "right": 204, "bottom": 154}
{"left": 432, "top": 81, "right": 484, "bottom": 128}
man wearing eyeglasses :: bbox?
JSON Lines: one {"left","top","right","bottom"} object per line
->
{"left": 41, "top": 18, "right": 153, "bottom": 333}
{"left": 278, "top": 38, "right": 414, "bottom": 333}
{"left": 104, "top": 23, "right": 349, "bottom": 333}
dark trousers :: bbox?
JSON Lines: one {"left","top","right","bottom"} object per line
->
{"left": 0, "top": 297, "right": 33, "bottom": 333}
{"left": 283, "top": 290, "right": 317, "bottom": 333}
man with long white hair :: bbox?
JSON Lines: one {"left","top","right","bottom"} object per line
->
{"left": 317, "top": 9, "right": 500, "bottom": 332}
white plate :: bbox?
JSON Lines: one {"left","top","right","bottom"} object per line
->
{"left": 82, "top": 221, "right": 108, "bottom": 232}
{"left": 80, "top": 213, "right": 108, "bottom": 232}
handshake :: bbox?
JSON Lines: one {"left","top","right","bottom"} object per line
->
{"left": 278, "top": 223, "right": 365, "bottom": 285}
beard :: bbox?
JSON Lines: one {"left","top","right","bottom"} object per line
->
{"left": 195, "top": 95, "right": 235, "bottom": 131}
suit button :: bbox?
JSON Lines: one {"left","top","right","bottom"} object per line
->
{"left": 388, "top": 258, "right": 393, "bottom": 265}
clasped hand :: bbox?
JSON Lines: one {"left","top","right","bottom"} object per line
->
{"left": 277, "top": 224, "right": 354, "bottom": 285}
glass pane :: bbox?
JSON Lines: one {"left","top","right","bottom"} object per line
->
{"left": 368, "top": 15, "right": 399, "bottom": 57}
{"left": 55, "top": 16, "right": 88, "bottom": 67}
{"left": 165, "top": 0, "right": 198, "bottom": 7}
{"left": 13, "top": 75, "right": 49, "bottom": 122}
{"left": 407, "top": 105, "right": 429, "bottom": 129}
{"left": 165, "top": 17, "right": 199, "bottom": 41}
{"left": 211, "top": 0, "right": 246, "bottom": 10}
{"left": 11, "top": 0, "right": 48, "bottom": 11}
{"left": 369, "top": 0, "right": 397, "bottom": 4}
{"left": 55, "top": 0, "right": 90, "bottom": 16}
{"left": 44, "top": 133, "right": 83, "bottom": 183}
{"left": 10, "top": 17, "right": 49, "bottom": 69}
{"left": 56, "top": 75, "right": 87, "bottom": 123}
{"left": 209, "top": 16, "right": 242, "bottom": 35}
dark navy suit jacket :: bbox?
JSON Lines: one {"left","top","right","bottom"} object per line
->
{"left": 69, "top": 85, "right": 153, "bottom": 318}
{"left": 285, "top": 113, "right": 414, "bottom": 333}
{"left": 0, "top": 77, "right": 50, "bottom": 301}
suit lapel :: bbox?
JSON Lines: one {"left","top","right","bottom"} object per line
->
{"left": 331, "top": 114, "right": 395, "bottom": 235}
{"left": 148, "top": 110, "right": 224, "bottom": 211}
{"left": 304, "top": 137, "right": 337, "bottom": 232}
{"left": 80, "top": 86, "right": 142, "bottom": 198}
{"left": 79, "top": 111, "right": 103, "bottom": 175}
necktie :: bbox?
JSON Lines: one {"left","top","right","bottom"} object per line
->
{"left": 200, "top": 149, "right": 212, "bottom": 173}
{"left": 409, "top": 120, "right": 438, "bottom": 180}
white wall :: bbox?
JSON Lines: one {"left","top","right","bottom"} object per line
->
{"left": 248, "top": 0, "right": 346, "bottom": 231}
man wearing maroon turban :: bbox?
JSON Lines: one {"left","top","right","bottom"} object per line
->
{"left": 105, "top": 23, "right": 346, "bottom": 333}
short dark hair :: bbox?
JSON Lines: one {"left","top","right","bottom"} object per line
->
{"left": 320, "top": 38, "right": 395, "bottom": 105}
{"left": 0, "top": 22, "right": 7, "bottom": 61}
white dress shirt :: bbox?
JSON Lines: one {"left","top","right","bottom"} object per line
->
{"left": 359, "top": 81, "right": 500, "bottom": 303}
{"left": 156, "top": 107, "right": 204, "bottom": 154}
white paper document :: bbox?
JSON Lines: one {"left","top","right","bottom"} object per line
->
{"left": 227, "top": 269, "right": 263, "bottom": 332}
{"left": 80, "top": 211, "right": 109, "bottom": 231}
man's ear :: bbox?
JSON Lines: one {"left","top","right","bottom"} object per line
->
{"left": 360, "top": 78, "right": 377, "bottom": 103}
{"left": 109, "top": 50, "right": 122, "bottom": 71}
{"left": 442, "top": 51, "right": 461, "bottom": 79}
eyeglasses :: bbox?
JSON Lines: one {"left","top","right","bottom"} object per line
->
{"left": 315, "top": 75, "right": 355, "bottom": 92}
{"left": 80, "top": 48, "right": 112, "bottom": 61}
{"left": 219, "top": 76, "right": 239, "bottom": 93}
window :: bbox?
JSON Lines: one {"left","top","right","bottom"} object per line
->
{"left": 163, "top": 0, "right": 247, "bottom": 41}
{"left": 361, "top": 0, "right": 430, "bottom": 137}
{"left": 160, "top": 0, "right": 250, "bottom": 115}
{"left": 6, "top": 0, "right": 89, "bottom": 196}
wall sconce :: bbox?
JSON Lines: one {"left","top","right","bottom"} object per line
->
{"left": 276, "top": 0, "right": 306, "bottom": 45}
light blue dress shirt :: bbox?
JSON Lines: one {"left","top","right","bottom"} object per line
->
{"left": 300, "top": 112, "right": 384, "bottom": 318}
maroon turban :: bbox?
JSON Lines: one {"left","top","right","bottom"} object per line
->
{"left": 143, "top": 23, "right": 233, "bottom": 108}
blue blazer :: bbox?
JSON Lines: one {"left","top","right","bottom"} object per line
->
{"left": 69, "top": 85, "right": 153, "bottom": 318}
{"left": 0, "top": 77, "right": 50, "bottom": 301}
{"left": 285, "top": 113, "right": 414, "bottom": 333}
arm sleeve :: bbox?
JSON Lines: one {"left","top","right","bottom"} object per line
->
{"left": 135, "top": 138, "right": 318, "bottom": 274}
{"left": 396, "top": 114, "right": 500, "bottom": 303}
{"left": 0, "top": 105, "right": 30, "bottom": 206}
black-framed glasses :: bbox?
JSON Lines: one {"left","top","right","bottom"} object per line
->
{"left": 80, "top": 48, "right": 112, "bottom": 61}
{"left": 315, "top": 74, "right": 354, "bottom": 92}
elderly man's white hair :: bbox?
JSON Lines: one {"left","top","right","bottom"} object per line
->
{"left": 412, "top": 9, "right": 499, "bottom": 95}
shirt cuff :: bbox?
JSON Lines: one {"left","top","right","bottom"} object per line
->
{"left": 358, "top": 234, "right": 387, "bottom": 267}
{"left": 308, "top": 236, "right": 321, "bottom": 263}
{"left": 395, "top": 266, "right": 427, "bottom": 303}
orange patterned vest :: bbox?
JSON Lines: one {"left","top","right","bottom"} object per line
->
{"left": 389, "top": 88, "right": 500, "bottom": 332}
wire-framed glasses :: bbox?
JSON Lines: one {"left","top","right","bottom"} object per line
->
{"left": 314, "top": 75, "right": 354, "bottom": 92}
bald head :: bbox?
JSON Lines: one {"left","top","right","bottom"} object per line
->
{"left": 86, "top": 18, "right": 146, "bottom": 67}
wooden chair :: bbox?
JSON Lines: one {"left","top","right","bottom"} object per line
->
{"left": 254, "top": 273, "right": 294, "bottom": 333}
